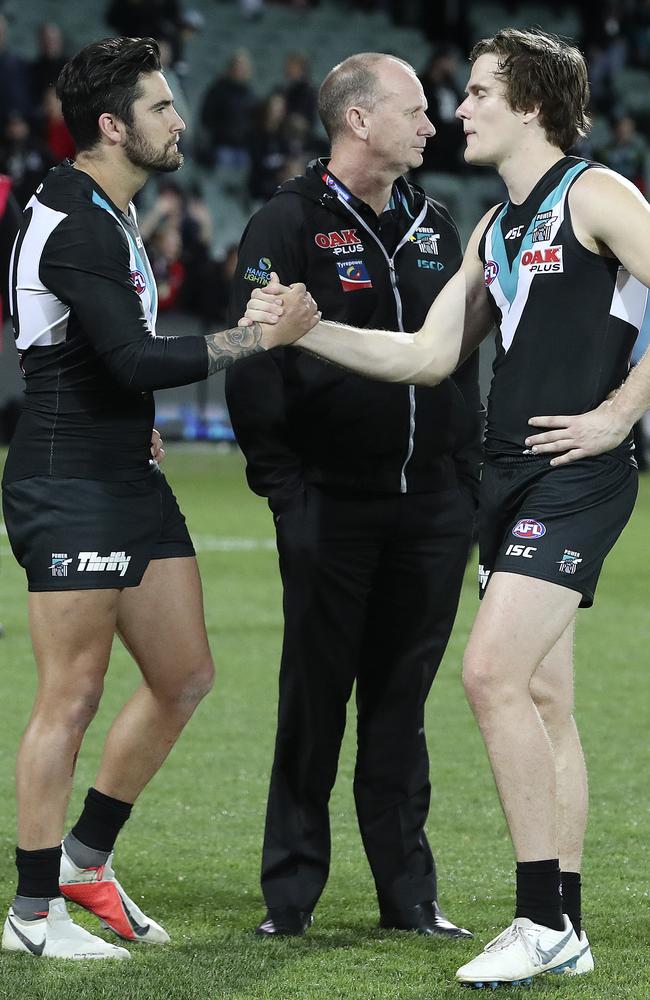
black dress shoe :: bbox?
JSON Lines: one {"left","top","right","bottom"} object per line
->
{"left": 255, "top": 907, "right": 314, "bottom": 937}
{"left": 379, "top": 900, "right": 473, "bottom": 939}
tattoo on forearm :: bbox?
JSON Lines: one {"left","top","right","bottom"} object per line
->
{"left": 205, "top": 323, "right": 264, "bottom": 375}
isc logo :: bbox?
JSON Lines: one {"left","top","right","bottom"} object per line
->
{"left": 506, "top": 544, "right": 537, "bottom": 559}
{"left": 512, "top": 519, "right": 546, "bottom": 539}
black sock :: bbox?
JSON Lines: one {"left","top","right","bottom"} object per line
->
{"left": 15, "top": 845, "right": 61, "bottom": 901}
{"left": 69, "top": 787, "right": 133, "bottom": 855}
{"left": 561, "top": 871, "right": 582, "bottom": 938}
{"left": 515, "top": 859, "right": 564, "bottom": 931}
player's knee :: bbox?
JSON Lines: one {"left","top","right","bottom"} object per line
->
{"left": 462, "top": 646, "right": 513, "bottom": 715}
{"left": 159, "top": 654, "right": 215, "bottom": 709}
{"left": 41, "top": 681, "right": 104, "bottom": 737}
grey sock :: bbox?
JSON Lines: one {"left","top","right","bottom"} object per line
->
{"left": 12, "top": 895, "right": 56, "bottom": 920}
{"left": 63, "top": 832, "right": 110, "bottom": 869}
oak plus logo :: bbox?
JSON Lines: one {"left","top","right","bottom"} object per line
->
{"left": 520, "top": 245, "right": 563, "bottom": 274}
{"left": 315, "top": 229, "right": 364, "bottom": 256}
{"left": 77, "top": 551, "right": 132, "bottom": 577}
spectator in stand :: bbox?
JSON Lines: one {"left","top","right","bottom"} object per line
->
{"left": 41, "top": 87, "right": 75, "bottom": 163}
{"left": 106, "top": 0, "right": 201, "bottom": 70}
{"left": 0, "top": 14, "right": 35, "bottom": 133}
{"left": 282, "top": 52, "right": 317, "bottom": 129}
{"left": 147, "top": 221, "right": 186, "bottom": 311}
{"left": 30, "top": 22, "right": 68, "bottom": 103}
{"left": 191, "top": 243, "right": 240, "bottom": 326}
{"left": 248, "top": 92, "right": 291, "bottom": 202}
{"left": 580, "top": 4, "right": 628, "bottom": 112}
{"left": 417, "top": 45, "right": 465, "bottom": 174}
{"left": 139, "top": 179, "right": 211, "bottom": 254}
{"left": 199, "top": 49, "right": 257, "bottom": 170}
{"left": 597, "top": 115, "right": 649, "bottom": 194}
{"left": 0, "top": 173, "right": 21, "bottom": 325}
{"left": 106, "top": 0, "right": 181, "bottom": 45}
{"left": 0, "top": 112, "right": 54, "bottom": 208}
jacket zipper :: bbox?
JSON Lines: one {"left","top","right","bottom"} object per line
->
{"left": 334, "top": 193, "right": 428, "bottom": 492}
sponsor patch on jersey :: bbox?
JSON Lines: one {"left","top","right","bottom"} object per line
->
{"left": 512, "top": 519, "right": 546, "bottom": 539}
{"left": 558, "top": 549, "right": 582, "bottom": 574}
{"left": 410, "top": 228, "right": 440, "bottom": 254}
{"left": 315, "top": 229, "right": 361, "bottom": 250}
{"left": 131, "top": 270, "right": 146, "bottom": 295}
{"left": 505, "top": 543, "right": 537, "bottom": 559}
{"left": 49, "top": 553, "right": 72, "bottom": 577}
{"left": 244, "top": 259, "right": 273, "bottom": 285}
{"left": 77, "top": 551, "right": 132, "bottom": 577}
{"left": 417, "top": 259, "right": 445, "bottom": 271}
{"left": 336, "top": 260, "right": 373, "bottom": 292}
{"left": 520, "top": 245, "right": 563, "bottom": 274}
{"left": 505, "top": 224, "right": 524, "bottom": 240}
{"left": 478, "top": 563, "right": 490, "bottom": 591}
{"left": 531, "top": 210, "right": 558, "bottom": 243}
{"left": 484, "top": 260, "right": 499, "bottom": 286}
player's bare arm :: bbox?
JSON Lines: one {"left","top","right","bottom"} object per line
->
{"left": 206, "top": 286, "right": 319, "bottom": 374}
{"left": 527, "top": 169, "right": 650, "bottom": 465}
{"left": 205, "top": 323, "right": 265, "bottom": 374}
{"left": 245, "top": 211, "right": 495, "bottom": 385}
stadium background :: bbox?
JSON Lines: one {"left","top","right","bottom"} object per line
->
{"left": 0, "top": 2, "right": 648, "bottom": 997}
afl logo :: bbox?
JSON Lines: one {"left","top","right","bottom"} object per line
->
{"left": 512, "top": 519, "right": 546, "bottom": 539}
{"left": 131, "top": 270, "right": 146, "bottom": 295}
{"left": 484, "top": 260, "right": 499, "bottom": 286}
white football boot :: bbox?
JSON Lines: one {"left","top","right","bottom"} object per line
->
{"left": 60, "top": 844, "right": 170, "bottom": 945}
{"left": 553, "top": 930, "right": 594, "bottom": 975}
{"left": 456, "top": 914, "right": 580, "bottom": 988}
{"left": 2, "top": 897, "right": 130, "bottom": 959}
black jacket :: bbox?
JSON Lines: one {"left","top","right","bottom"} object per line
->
{"left": 226, "top": 159, "right": 482, "bottom": 514}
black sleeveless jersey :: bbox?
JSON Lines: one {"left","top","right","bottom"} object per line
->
{"left": 479, "top": 157, "right": 647, "bottom": 463}
{"left": 3, "top": 163, "right": 207, "bottom": 486}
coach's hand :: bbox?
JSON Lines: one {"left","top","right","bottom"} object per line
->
{"left": 240, "top": 272, "right": 320, "bottom": 347}
{"left": 525, "top": 398, "right": 630, "bottom": 466}
{"left": 151, "top": 427, "right": 165, "bottom": 463}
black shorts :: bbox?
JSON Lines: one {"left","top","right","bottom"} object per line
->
{"left": 478, "top": 454, "right": 638, "bottom": 608}
{"left": 2, "top": 467, "right": 195, "bottom": 592}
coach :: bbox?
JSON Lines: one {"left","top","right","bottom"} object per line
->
{"left": 225, "top": 52, "right": 481, "bottom": 939}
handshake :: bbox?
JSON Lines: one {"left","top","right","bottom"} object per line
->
{"left": 239, "top": 272, "right": 321, "bottom": 349}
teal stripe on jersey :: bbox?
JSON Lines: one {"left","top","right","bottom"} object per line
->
{"left": 91, "top": 190, "right": 119, "bottom": 220}
{"left": 91, "top": 190, "right": 157, "bottom": 324}
{"left": 490, "top": 161, "right": 590, "bottom": 308}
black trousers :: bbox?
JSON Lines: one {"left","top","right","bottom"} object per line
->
{"left": 261, "top": 484, "right": 474, "bottom": 913}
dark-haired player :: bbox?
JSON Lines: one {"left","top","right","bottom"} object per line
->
{"left": 1, "top": 36, "right": 315, "bottom": 960}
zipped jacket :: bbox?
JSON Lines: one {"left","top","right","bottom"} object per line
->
{"left": 226, "top": 159, "right": 482, "bottom": 513}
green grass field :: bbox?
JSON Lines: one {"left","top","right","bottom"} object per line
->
{"left": 0, "top": 445, "right": 648, "bottom": 1000}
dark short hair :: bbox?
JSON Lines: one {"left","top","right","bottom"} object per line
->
{"left": 318, "top": 52, "right": 413, "bottom": 143}
{"left": 56, "top": 36, "right": 161, "bottom": 152}
{"left": 471, "top": 28, "right": 590, "bottom": 151}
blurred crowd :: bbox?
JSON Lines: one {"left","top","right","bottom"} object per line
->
{"left": 0, "top": 0, "right": 649, "bottom": 331}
